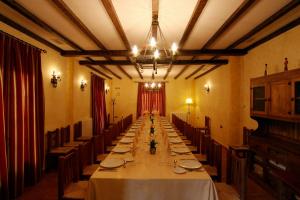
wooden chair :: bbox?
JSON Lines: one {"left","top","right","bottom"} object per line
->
{"left": 203, "top": 139, "right": 222, "bottom": 181}
{"left": 47, "top": 129, "right": 74, "bottom": 170}
{"left": 58, "top": 151, "right": 88, "bottom": 200}
{"left": 93, "top": 134, "right": 108, "bottom": 163}
{"left": 61, "top": 126, "right": 84, "bottom": 147}
{"left": 194, "top": 132, "right": 209, "bottom": 164}
{"left": 215, "top": 146, "right": 248, "bottom": 200}
{"left": 74, "top": 121, "right": 93, "bottom": 142}
{"left": 78, "top": 141, "right": 99, "bottom": 179}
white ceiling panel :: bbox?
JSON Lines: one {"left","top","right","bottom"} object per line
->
{"left": 112, "top": 0, "right": 152, "bottom": 49}
{"left": 211, "top": 0, "right": 290, "bottom": 49}
{"left": 63, "top": 0, "right": 125, "bottom": 50}
{"left": 16, "top": 0, "right": 98, "bottom": 50}
{"left": 184, "top": 0, "right": 244, "bottom": 49}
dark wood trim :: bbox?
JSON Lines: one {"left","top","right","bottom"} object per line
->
{"left": 202, "top": 0, "right": 256, "bottom": 49}
{"left": 51, "top": 0, "right": 131, "bottom": 79}
{"left": 52, "top": 0, "right": 106, "bottom": 49}
{"left": 179, "top": 0, "right": 208, "bottom": 47}
{"left": 194, "top": 64, "right": 223, "bottom": 79}
{"left": 85, "top": 65, "right": 112, "bottom": 80}
{"left": 228, "top": 0, "right": 300, "bottom": 49}
{"left": 245, "top": 17, "right": 300, "bottom": 51}
{"left": 163, "top": 64, "right": 173, "bottom": 80}
{"left": 100, "top": 0, "right": 142, "bottom": 78}
{"left": 174, "top": 65, "right": 189, "bottom": 79}
{"left": 166, "top": 0, "right": 208, "bottom": 80}
{"left": 79, "top": 59, "right": 228, "bottom": 65}
{"left": 2, "top": 0, "right": 120, "bottom": 79}
{"left": 60, "top": 49, "right": 247, "bottom": 57}
{"left": 185, "top": 65, "right": 205, "bottom": 79}
{"left": 0, "top": 14, "right": 62, "bottom": 52}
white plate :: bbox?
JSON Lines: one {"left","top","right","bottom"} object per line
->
{"left": 120, "top": 138, "right": 134, "bottom": 144}
{"left": 124, "top": 156, "right": 134, "bottom": 162}
{"left": 100, "top": 158, "right": 124, "bottom": 168}
{"left": 168, "top": 132, "right": 178, "bottom": 137}
{"left": 169, "top": 138, "right": 182, "bottom": 144}
{"left": 125, "top": 132, "right": 135, "bottom": 137}
{"left": 171, "top": 147, "right": 190, "bottom": 154}
{"left": 128, "top": 129, "right": 136, "bottom": 133}
{"left": 112, "top": 146, "right": 131, "bottom": 153}
{"left": 173, "top": 166, "right": 187, "bottom": 174}
{"left": 178, "top": 159, "right": 202, "bottom": 170}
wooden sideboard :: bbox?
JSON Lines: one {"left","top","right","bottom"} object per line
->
{"left": 248, "top": 68, "right": 300, "bottom": 200}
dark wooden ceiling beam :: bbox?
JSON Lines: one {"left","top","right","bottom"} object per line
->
{"left": 3, "top": 0, "right": 119, "bottom": 79}
{"left": 184, "top": 0, "right": 256, "bottom": 79}
{"left": 246, "top": 17, "right": 300, "bottom": 51}
{"left": 202, "top": 0, "right": 256, "bottom": 49}
{"left": 166, "top": 0, "right": 208, "bottom": 79}
{"left": 100, "top": 0, "right": 143, "bottom": 79}
{"left": 185, "top": 65, "right": 205, "bottom": 79}
{"left": 0, "top": 13, "right": 62, "bottom": 52}
{"left": 61, "top": 49, "right": 247, "bottom": 57}
{"left": 79, "top": 59, "right": 228, "bottom": 65}
{"left": 227, "top": 0, "right": 300, "bottom": 49}
{"left": 194, "top": 64, "right": 223, "bottom": 79}
{"left": 52, "top": 0, "right": 131, "bottom": 79}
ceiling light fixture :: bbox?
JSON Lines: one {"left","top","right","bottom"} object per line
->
{"left": 131, "top": 15, "right": 177, "bottom": 79}
{"left": 144, "top": 82, "right": 162, "bottom": 90}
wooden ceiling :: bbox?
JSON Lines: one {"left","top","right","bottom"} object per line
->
{"left": 0, "top": 0, "right": 299, "bottom": 80}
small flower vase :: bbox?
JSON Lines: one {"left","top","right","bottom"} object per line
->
{"left": 150, "top": 140, "right": 157, "bottom": 154}
{"left": 150, "top": 127, "right": 155, "bottom": 134}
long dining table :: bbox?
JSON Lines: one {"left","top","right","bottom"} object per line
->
{"left": 87, "top": 115, "right": 219, "bottom": 200}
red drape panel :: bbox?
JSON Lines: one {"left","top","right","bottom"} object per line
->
{"left": 91, "top": 74, "right": 107, "bottom": 135}
{"left": 0, "top": 32, "right": 44, "bottom": 199}
{"left": 136, "top": 83, "right": 166, "bottom": 118}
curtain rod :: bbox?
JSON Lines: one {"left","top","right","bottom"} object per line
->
{"left": 0, "top": 30, "right": 47, "bottom": 53}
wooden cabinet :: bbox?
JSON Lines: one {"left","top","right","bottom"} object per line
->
{"left": 250, "top": 68, "right": 300, "bottom": 122}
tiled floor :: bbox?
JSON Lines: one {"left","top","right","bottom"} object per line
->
{"left": 16, "top": 170, "right": 276, "bottom": 200}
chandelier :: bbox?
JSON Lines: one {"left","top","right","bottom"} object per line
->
{"left": 131, "top": 15, "right": 178, "bottom": 78}
{"left": 144, "top": 82, "right": 162, "bottom": 90}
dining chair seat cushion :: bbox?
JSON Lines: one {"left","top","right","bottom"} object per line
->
{"left": 83, "top": 164, "right": 99, "bottom": 177}
{"left": 75, "top": 136, "right": 93, "bottom": 141}
{"left": 49, "top": 147, "right": 74, "bottom": 155}
{"left": 214, "top": 183, "right": 239, "bottom": 200}
{"left": 203, "top": 165, "right": 218, "bottom": 176}
{"left": 63, "top": 180, "right": 88, "bottom": 200}
{"left": 194, "top": 153, "right": 207, "bottom": 162}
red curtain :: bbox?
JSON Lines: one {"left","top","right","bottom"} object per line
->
{"left": 91, "top": 74, "right": 107, "bottom": 135}
{"left": 136, "top": 83, "right": 166, "bottom": 118}
{"left": 0, "top": 32, "right": 44, "bottom": 199}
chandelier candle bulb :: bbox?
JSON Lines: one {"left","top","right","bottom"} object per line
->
{"left": 150, "top": 37, "right": 156, "bottom": 48}
{"left": 154, "top": 49, "right": 160, "bottom": 59}
{"left": 171, "top": 43, "right": 178, "bottom": 55}
{"left": 132, "top": 45, "right": 139, "bottom": 57}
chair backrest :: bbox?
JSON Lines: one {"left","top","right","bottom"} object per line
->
{"left": 209, "top": 140, "right": 222, "bottom": 181}
{"left": 93, "top": 134, "right": 104, "bottom": 161}
{"left": 58, "top": 151, "right": 79, "bottom": 200}
{"left": 204, "top": 116, "right": 210, "bottom": 135}
{"left": 74, "top": 121, "right": 82, "bottom": 140}
{"left": 60, "top": 125, "right": 70, "bottom": 146}
{"left": 79, "top": 141, "right": 93, "bottom": 174}
{"left": 47, "top": 129, "right": 60, "bottom": 152}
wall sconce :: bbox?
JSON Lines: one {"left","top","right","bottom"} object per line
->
{"left": 51, "top": 70, "right": 61, "bottom": 88}
{"left": 204, "top": 83, "right": 210, "bottom": 93}
{"left": 80, "top": 80, "right": 87, "bottom": 91}
{"left": 105, "top": 85, "right": 110, "bottom": 94}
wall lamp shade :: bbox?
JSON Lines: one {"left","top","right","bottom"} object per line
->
{"left": 185, "top": 98, "right": 193, "bottom": 105}
{"left": 204, "top": 84, "right": 210, "bottom": 93}
{"left": 51, "top": 71, "right": 61, "bottom": 88}
{"left": 80, "top": 80, "right": 87, "bottom": 91}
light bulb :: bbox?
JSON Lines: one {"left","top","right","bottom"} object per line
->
{"left": 145, "top": 83, "right": 149, "bottom": 88}
{"left": 132, "top": 45, "right": 139, "bottom": 57}
{"left": 150, "top": 37, "right": 156, "bottom": 47}
{"left": 171, "top": 42, "right": 178, "bottom": 55}
{"left": 151, "top": 82, "right": 156, "bottom": 88}
{"left": 154, "top": 49, "right": 160, "bottom": 59}
{"left": 158, "top": 83, "right": 161, "bottom": 88}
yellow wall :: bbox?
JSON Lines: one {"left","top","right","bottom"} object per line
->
{"left": 193, "top": 26, "right": 300, "bottom": 147}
